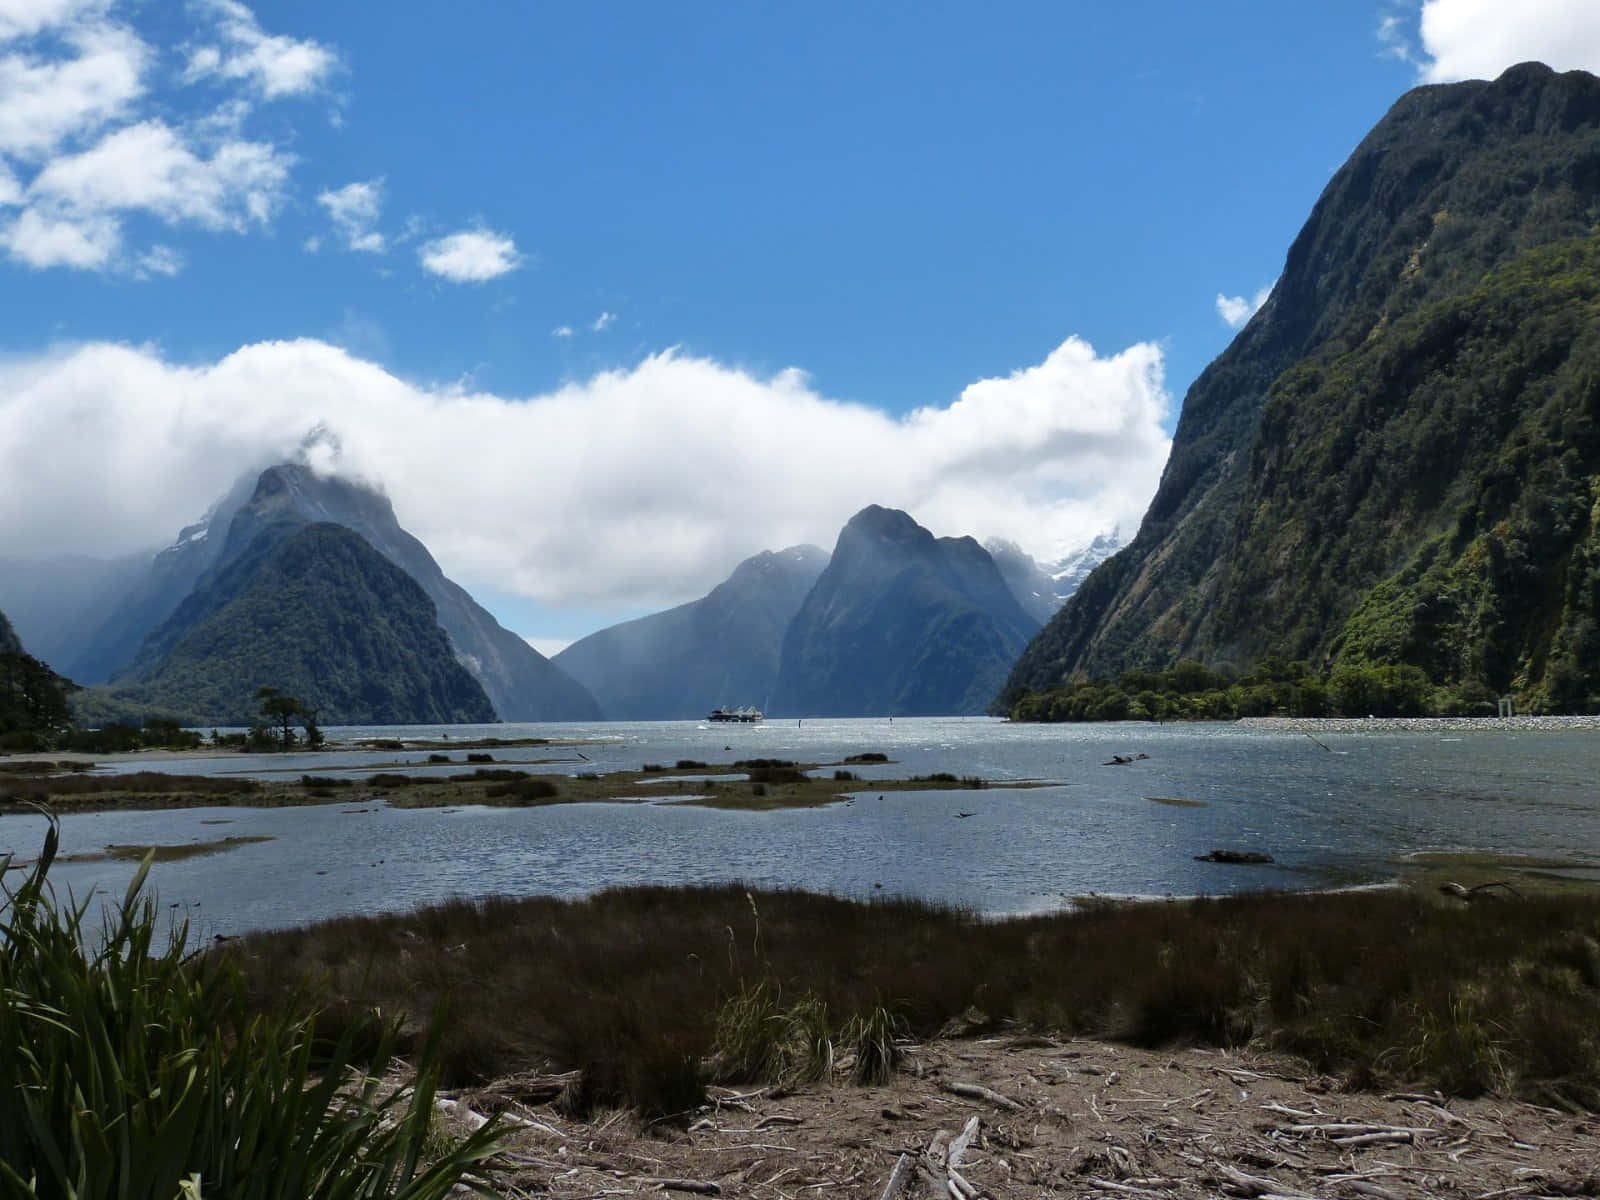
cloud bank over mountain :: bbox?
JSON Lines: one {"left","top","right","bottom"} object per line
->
{"left": 0, "top": 335, "right": 1170, "bottom": 611}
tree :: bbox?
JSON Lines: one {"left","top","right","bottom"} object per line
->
{"left": 255, "top": 686, "right": 304, "bottom": 751}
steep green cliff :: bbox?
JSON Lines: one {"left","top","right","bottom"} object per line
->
{"left": 1002, "top": 63, "right": 1600, "bottom": 713}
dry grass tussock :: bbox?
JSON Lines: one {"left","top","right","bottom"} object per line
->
{"left": 231, "top": 883, "right": 1600, "bottom": 1119}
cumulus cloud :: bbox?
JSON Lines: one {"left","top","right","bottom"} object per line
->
{"left": 182, "top": 0, "right": 338, "bottom": 99}
{"left": 418, "top": 227, "right": 520, "bottom": 282}
{"left": 1414, "top": 0, "right": 1600, "bottom": 81}
{"left": 591, "top": 310, "right": 615, "bottom": 332}
{"left": 0, "top": 0, "right": 329, "bottom": 273}
{"left": 1215, "top": 282, "right": 1273, "bottom": 329}
{"left": 317, "top": 177, "right": 383, "bottom": 251}
{"left": 0, "top": 335, "right": 1171, "bottom": 610}
{"left": 0, "top": 20, "right": 145, "bottom": 158}
{"left": 550, "top": 324, "right": 573, "bottom": 338}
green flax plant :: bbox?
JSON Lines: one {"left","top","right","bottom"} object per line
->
{"left": 0, "top": 816, "right": 504, "bottom": 1200}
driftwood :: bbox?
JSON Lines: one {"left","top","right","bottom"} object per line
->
{"left": 942, "top": 1080, "right": 1024, "bottom": 1111}
{"left": 1438, "top": 880, "right": 1522, "bottom": 900}
{"left": 878, "top": 1153, "right": 916, "bottom": 1200}
{"left": 947, "top": 1115, "right": 980, "bottom": 1168}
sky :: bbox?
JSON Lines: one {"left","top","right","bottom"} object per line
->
{"left": 1, "top": 1, "right": 1598, "bottom": 654}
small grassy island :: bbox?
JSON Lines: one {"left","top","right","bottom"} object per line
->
{"left": 0, "top": 754, "right": 1033, "bottom": 815}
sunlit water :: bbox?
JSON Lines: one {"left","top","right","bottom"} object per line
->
{"left": 5, "top": 717, "right": 1598, "bottom": 937}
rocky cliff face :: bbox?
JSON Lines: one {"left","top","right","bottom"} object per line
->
{"left": 554, "top": 545, "right": 828, "bottom": 719}
{"left": 773, "top": 506, "right": 1038, "bottom": 717}
{"left": 1001, "top": 63, "right": 1600, "bottom": 712}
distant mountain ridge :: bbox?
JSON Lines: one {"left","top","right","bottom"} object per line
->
{"left": 112, "top": 520, "right": 496, "bottom": 725}
{"left": 1001, "top": 62, "right": 1600, "bottom": 713}
{"left": 771, "top": 505, "right": 1039, "bottom": 716}
{"left": 554, "top": 545, "right": 828, "bottom": 719}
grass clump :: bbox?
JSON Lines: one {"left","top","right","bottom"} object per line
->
{"left": 746, "top": 766, "right": 806, "bottom": 784}
{"left": 483, "top": 777, "right": 561, "bottom": 805}
{"left": 0, "top": 818, "right": 504, "bottom": 1198}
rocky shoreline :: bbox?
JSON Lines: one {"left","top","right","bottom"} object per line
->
{"left": 1239, "top": 714, "right": 1600, "bottom": 734}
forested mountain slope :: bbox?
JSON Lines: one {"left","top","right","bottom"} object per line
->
{"left": 1001, "top": 63, "right": 1600, "bottom": 713}
{"left": 112, "top": 522, "right": 496, "bottom": 726}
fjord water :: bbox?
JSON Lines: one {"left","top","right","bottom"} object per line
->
{"left": 7, "top": 717, "right": 1598, "bottom": 938}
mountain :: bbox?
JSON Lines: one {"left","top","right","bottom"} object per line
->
{"left": 111, "top": 521, "right": 496, "bottom": 725}
{"left": 100, "top": 465, "right": 600, "bottom": 720}
{"left": 1001, "top": 63, "right": 1600, "bottom": 713}
{"left": 0, "top": 607, "right": 19, "bottom": 655}
{"left": 214, "top": 465, "right": 600, "bottom": 720}
{"left": 0, "top": 553, "right": 150, "bottom": 677}
{"left": 985, "top": 533, "right": 1119, "bottom": 624}
{"left": 771, "top": 506, "right": 1039, "bottom": 716}
{"left": 553, "top": 545, "right": 828, "bottom": 719}
{"left": 61, "top": 472, "right": 262, "bottom": 683}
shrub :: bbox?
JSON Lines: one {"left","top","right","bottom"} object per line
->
{"left": 748, "top": 766, "right": 805, "bottom": 784}
{"left": 484, "top": 778, "right": 560, "bottom": 804}
{"left": 0, "top": 819, "right": 505, "bottom": 1198}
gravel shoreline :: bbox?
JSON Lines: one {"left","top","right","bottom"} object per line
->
{"left": 1238, "top": 713, "right": 1600, "bottom": 733}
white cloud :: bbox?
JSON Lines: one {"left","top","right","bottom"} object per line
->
{"left": 591, "top": 310, "right": 615, "bottom": 332}
{"left": 1215, "top": 282, "right": 1273, "bottom": 329}
{"left": 1376, "top": 11, "right": 1415, "bottom": 64}
{"left": 183, "top": 0, "right": 337, "bottom": 99}
{"left": 550, "top": 324, "right": 573, "bottom": 338}
{"left": 0, "top": 0, "right": 108, "bottom": 43}
{"left": 0, "top": 20, "right": 146, "bottom": 159}
{"left": 1, "top": 202, "right": 116, "bottom": 265}
{"left": 27, "top": 119, "right": 291, "bottom": 228}
{"left": 317, "top": 177, "right": 384, "bottom": 252}
{"left": 133, "top": 241, "right": 180, "bottom": 276}
{"left": 418, "top": 227, "right": 521, "bottom": 282}
{"left": 0, "top": 1, "right": 331, "bottom": 274}
{"left": 1415, "top": 0, "right": 1600, "bottom": 81}
{"left": 0, "top": 335, "right": 1171, "bottom": 609}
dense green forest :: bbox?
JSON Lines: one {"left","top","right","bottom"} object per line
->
{"left": 1002, "top": 64, "right": 1600, "bottom": 718}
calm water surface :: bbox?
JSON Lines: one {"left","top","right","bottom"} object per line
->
{"left": 5, "top": 717, "right": 1597, "bottom": 937}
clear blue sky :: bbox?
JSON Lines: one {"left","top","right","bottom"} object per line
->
{"left": 2, "top": 1, "right": 1595, "bottom": 648}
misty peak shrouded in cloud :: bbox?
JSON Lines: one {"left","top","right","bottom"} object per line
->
{"left": 0, "top": 335, "right": 1169, "bottom": 619}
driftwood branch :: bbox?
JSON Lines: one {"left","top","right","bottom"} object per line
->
{"left": 653, "top": 1179, "right": 721, "bottom": 1195}
{"left": 947, "top": 1115, "right": 981, "bottom": 1169}
{"left": 943, "top": 1081, "right": 1024, "bottom": 1112}
{"left": 878, "top": 1154, "right": 917, "bottom": 1200}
